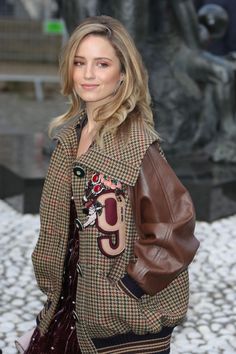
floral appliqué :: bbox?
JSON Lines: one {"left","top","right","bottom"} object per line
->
{"left": 75, "top": 173, "right": 124, "bottom": 231}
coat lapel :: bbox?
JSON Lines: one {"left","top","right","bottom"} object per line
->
{"left": 61, "top": 117, "right": 159, "bottom": 186}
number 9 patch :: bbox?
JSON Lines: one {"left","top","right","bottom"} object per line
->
{"left": 96, "top": 191, "right": 126, "bottom": 258}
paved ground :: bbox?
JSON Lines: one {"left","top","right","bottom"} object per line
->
{"left": 0, "top": 91, "right": 236, "bottom": 353}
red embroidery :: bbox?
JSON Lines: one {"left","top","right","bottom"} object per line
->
{"left": 77, "top": 172, "right": 126, "bottom": 257}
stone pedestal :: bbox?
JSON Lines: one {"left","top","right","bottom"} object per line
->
{"left": 168, "top": 154, "right": 236, "bottom": 222}
{"left": 0, "top": 133, "right": 49, "bottom": 213}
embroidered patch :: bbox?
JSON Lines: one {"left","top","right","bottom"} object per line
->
{"left": 76, "top": 173, "right": 126, "bottom": 257}
{"left": 96, "top": 191, "right": 126, "bottom": 257}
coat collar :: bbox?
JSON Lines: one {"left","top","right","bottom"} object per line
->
{"left": 57, "top": 113, "right": 158, "bottom": 186}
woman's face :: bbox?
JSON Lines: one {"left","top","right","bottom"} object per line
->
{"left": 73, "top": 34, "right": 123, "bottom": 107}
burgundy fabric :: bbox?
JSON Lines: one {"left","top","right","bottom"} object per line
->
{"left": 25, "top": 202, "right": 81, "bottom": 354}
{"left": 104, "top": 197, "right": 117, "bottom": 225}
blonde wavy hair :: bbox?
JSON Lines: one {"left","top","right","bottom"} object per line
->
{"left": 49, "top": 15, "right": 158, "bottom": 144}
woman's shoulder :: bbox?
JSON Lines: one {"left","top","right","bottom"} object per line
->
{"left": 128, "top": 117, "right": 159, "bottom": 147}
{"left": 54, "top": 111, "right": 86, "bottom": 145}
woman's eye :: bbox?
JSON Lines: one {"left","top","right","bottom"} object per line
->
{"left": 74, "top": 61, "right": 84, "bottom": 66}
{"left": 97, "top": 62, "right": 109, "bottom": 68}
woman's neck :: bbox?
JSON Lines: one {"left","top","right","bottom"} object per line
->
{"left": 85, "top": 103, "right": 101, "bottom": 134}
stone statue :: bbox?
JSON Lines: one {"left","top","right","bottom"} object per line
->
{"left": 143, "top": 0, "right": 236, "bottom": 160}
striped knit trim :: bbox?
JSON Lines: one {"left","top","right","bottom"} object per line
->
{"left": 93, "top": 328, "right": 173, "bottom": 354}
{"left": 97, "top": 338, "right": 171, "bottom": 353}
{"left": 118, "top": 273, "right": 145, "bottom": 299}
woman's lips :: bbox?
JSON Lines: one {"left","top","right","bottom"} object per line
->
{"left": 81, "top": 84, "right": 99, "bottom": 90}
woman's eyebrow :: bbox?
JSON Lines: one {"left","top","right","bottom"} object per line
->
{"left": 74, "top": 55, "right": 113, "bottom": 61}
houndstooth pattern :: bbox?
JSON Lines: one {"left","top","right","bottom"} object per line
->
{"left": 32, "top": 116, "right": 190, "bottom": 353}
{"left": 78, "top": 123, "right": 158, "bottom": 186}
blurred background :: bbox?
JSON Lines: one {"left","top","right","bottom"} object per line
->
{"left": 0, "top": 1, "right": 236, "bottom": 354}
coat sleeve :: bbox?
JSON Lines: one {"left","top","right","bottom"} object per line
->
{"left": 118, "top": 142, "right": 200, "bottom": 299}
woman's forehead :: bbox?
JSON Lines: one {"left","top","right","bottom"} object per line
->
{"left": 75, "top": 35, "right": 116, "bottom": 57}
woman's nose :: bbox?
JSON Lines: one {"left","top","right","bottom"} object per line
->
{"left": 84, "top": 63, "right": 95, "bottom": 79}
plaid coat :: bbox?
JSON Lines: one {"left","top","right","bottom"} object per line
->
{"left": 32, "top": 114, "right": 197, "bottom": 353}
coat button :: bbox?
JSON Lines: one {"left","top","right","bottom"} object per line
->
{"left": 73, "top": 165, "right": 85, "bottom": 178}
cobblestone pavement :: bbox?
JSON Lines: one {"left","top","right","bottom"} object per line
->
{"left": 0, "top": 200, "right": 236, "bottom": 354}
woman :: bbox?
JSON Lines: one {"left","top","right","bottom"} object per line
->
{"left": 24, "top": 15, "right": 199, "bottom": 354}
